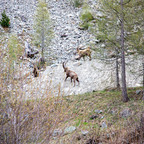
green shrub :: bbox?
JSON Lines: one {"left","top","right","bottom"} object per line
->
{"left": 0, "top": 11, "right": 10, "bottom": 28}
{"left": 80, "top": 22, "right": 90, "bottom": 30}
{"left": 80, "top": 10, "right": 94, "bottom": 30}
{"left": 80, "top": 11, "right": 94, "bottom": 23}
{"left": 73, "top": 0, "right": 83, "bottom": 7}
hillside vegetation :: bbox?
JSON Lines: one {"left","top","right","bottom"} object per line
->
{"left": 1, "top": 84, "right": 144, "bottom": 143}
{"left": 0, "top": 0, "right": 144, "bottom": 143}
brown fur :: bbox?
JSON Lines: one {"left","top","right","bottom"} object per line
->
{"left": 32, "top": 64, "right": 39, "bottom": 77}
{"left": 22, "top": 58, "right": 39, "bottom": 77}
{"left": 62, "top": 62, "right": 79, "bottom": 86}
{"left": 77, "top": 47, "right": 91, "bottom": 61}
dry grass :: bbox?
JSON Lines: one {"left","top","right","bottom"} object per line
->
{"left": 0, "top": 37, "right": 71, "bottom": 144}
{"left": 0, "top": 36, "right": 144, "bottom": 144}
{"left": 48, "top": 88, "right": 144, "bottom": 144}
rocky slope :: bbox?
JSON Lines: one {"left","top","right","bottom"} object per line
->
{"left": 23, "top": 56, "right": 142, "bottom": 98}
{"left": 0, "top": 0, "right": 143, "bottom": 98}
{"left": 0, "top": 0, "right": 96, "bottom": 62}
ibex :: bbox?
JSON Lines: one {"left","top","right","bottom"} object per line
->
{"left": 22, "top": 58, "right": 39, "bottom": 77}
{"left": 76, "top": 46, "right": 91, "bottom": 61}
{"left": 62, "top": 62, "right": 79, "bottom": 86}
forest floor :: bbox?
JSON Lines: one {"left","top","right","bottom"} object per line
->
{"left": 25, "top": 87, "right": 144, "bottom": 144}
{"left": 47, "top": 87, "right": 144, "bottom": 144}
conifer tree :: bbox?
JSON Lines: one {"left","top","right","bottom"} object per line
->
{"left": 7, "top": 34, "right": 23, "bottom": 80}
{"left": 93, "top": 0, "right": 121, "bottom": 90}
{"left": 120, "top": 0, "right": 129, "bottom": 102}
{"left": 0, "top": 10, "right": 10, "bottom": 27}
{"left": 33, "top": 0, "right": 53, "bottom": 62}
{"left": 94, "top": 0, "right": 144, "bottom": 101}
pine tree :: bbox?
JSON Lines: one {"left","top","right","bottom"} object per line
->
{"left": 33, "top": 0, "right": 53, "bottom": 62}
{"left": 0, "top": 10, "right": 10, "bottom": 27}
{"left": 94, "top": 0, "right": 144, "bottom": 101}
{"left": 7, "top": 34, "right": 23, "bottom": 80}
{"left": 93, "top": 0, "right": 129, "bottom": 101}
{"left": 93, "top": 0, "right": 121, "bottom": 90}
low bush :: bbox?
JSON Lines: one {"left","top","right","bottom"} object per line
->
{"left": 80, "top": 11, "right": 94, "bottom": 23}
{"left": 80, "top": 9, "right": 94, "bottom": 30}
{"left": 73, "top": 0, "right": 83, "bottom": 7}
{"left": 0, "top": 11, "right": 10, "bottom": 28}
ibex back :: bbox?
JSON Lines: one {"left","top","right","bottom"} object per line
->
{"left": 76, "top": 47, "right": 91, "bottom": 61}
{"left": 62, "top": 62, "right": 79, "bottom": 86}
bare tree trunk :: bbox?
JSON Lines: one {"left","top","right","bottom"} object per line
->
{"left": 143, "top": 63, "right": 144, "bottom": 89}
{"left": 142, "top": 63, "right": 144, "bottom": 101}
{"left": 139, "top": 111, "right": 144, "bottom": 143}
{"left": 41, "top": 19, "right": 45, "bottom": 59}
{"left": 120, "top": 0, "right": 129, "bottom": 102}
{"left": 115, "top": 48, "right": 120, "bottom": 89}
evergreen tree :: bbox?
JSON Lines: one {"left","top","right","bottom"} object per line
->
{"left": 93, "top": 0, "right": 144, "bottom": 101}
{"left": 93, "top": 0, "right": 128, "bottom": 101}
{"left": 33, "top": 0, "right": 53, "bottom": 62}
{"left": 7, "top": 34, "right": 23, "bottom": 80}
{"left": 93, "top": 0, "right": 122, "bottom": 90}
{"left": 0, "top": 10, "right": 10, "bottom": 27}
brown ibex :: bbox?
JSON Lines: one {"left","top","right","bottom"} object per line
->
{"left": 22, "top": 58, "right": 39, "bottom": 77}
{"left": 76, "top": 46, "right": 91, "bottom": 61}
{"left": 62, "top": 62, "right": 79, "bottom": 86}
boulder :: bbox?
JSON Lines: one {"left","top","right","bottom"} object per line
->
{"left": 64, "top": 126, "right": 76, "bottom": 135}
{"left": 120, "top": 108, "right": 132, "bottom": 118}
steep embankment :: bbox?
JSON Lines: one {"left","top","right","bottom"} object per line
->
{"left": 23, "top": 56, "right": 142, "bottom": 98}
{"left": 47, "top": 0, "right": 97, "bottom": 62}
{"left": 0, "top": 0, "right": 96, "bottom": 61}
{"left": 0, "top": 0, "right": 143, "bottom": 98}
{"left": 0, "top": 0, "right": 36, "bottom": 41}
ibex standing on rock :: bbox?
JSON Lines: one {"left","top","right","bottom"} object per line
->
{"left": 76, "top": 46, "right": 92, "bottom": 61}
{"left": 62, "top": 62, "right": 79, "bottom": 86}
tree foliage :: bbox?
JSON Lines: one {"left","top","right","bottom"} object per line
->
{"left": 80, "top": 4, "right": 94, "bottom": 30}
{"left": 33, "top": 0, "right": 53, "bottom": 60}
{"left": 93, "top": 0, "right": 144, "bottom": 102}
{"left": 7, "top": 34, "right": 23, "bottom": 73}
{"left": 0, "top": 10, "right": 10, "bottom": 28}
{"left": 95, "top": 0, "right": 144, "bottom": 54}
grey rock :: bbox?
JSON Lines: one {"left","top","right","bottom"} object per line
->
{"left": 101, "top": 121, "right": 107, "bottom": 129}
{"left": 120, "top": 108, "right": 132, "bottom": 118}
{"left": 52, "top": 129, "right": 62, "bottom": 137}
{"left": 64, "top": 126, "right": 76, "bottom": 135}
{"left": 51, "top": 64, "right": 58, "bottom": 68}
{"left": 136, "top": 90, "right": 142, "bottom": 95}
{"left": 101, "top": 116, "right": 104, "bottom": 119}
{"left": 110, "top": 110, "right": 116, "bottom": 115}
{"left": 73, "top": 62, "right": 82, "bottom": 67}
{"left": 81, "top": 130, "right": 89, "bottom": 136}
{"left": 95, "top": 110, "right": 103, "bottom": 114}
{"left": 20, "top": 15, "right": 27, "bottom": 22}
